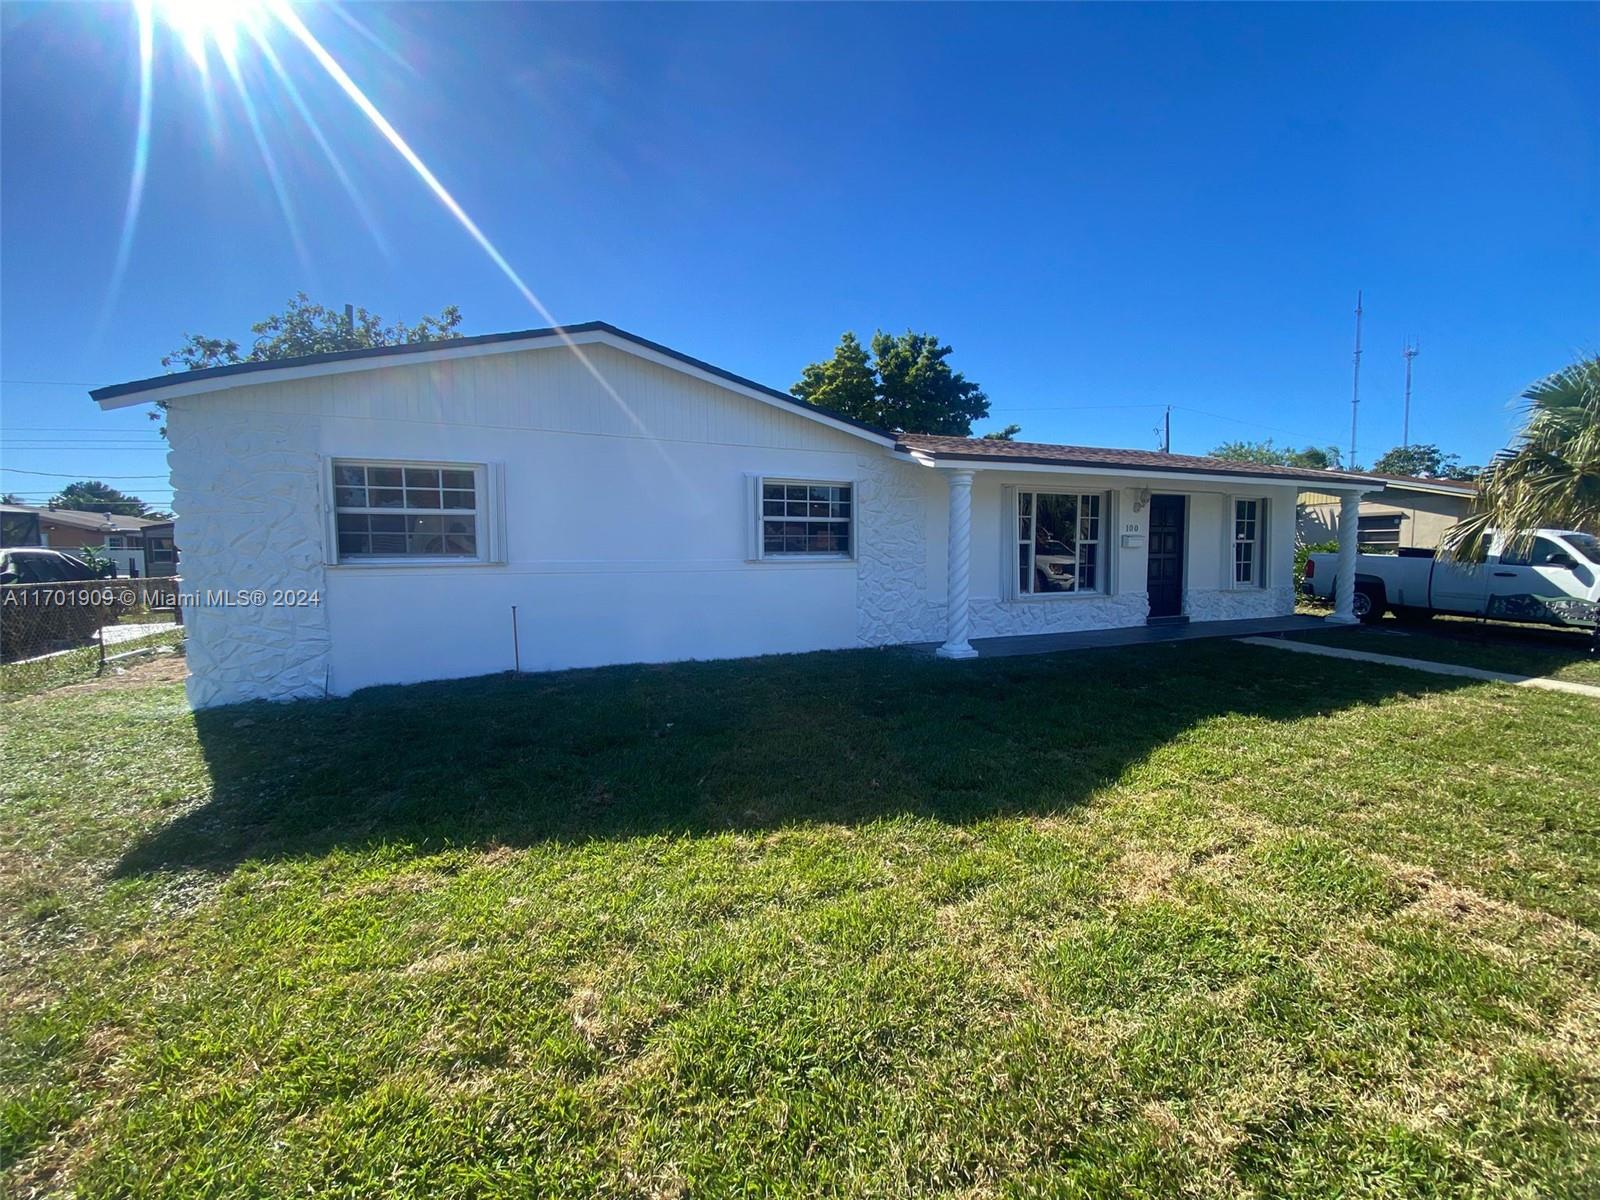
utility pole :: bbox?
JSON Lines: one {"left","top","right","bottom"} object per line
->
{"left": 1348, "top": 291, "right": 1364, "bottom": 469}
{"left": 1401, "top": 339, "right": 1420, "bottom": 449}
{"left": 1153, "top": 405, "right": 1171, "bottom": 452}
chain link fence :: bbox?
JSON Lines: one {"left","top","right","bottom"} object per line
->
{"left": 2, "top": 578, "right": 184, "bottom": 697}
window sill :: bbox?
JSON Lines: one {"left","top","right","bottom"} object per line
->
{"left": 1009, "top": 590, "right": 1112, "bottom": 603}
{"left": 329, "top": 558, "right": 505, "bottom": 570}
{"left": 753, "top": 555, "right": 856, "bottom": 567}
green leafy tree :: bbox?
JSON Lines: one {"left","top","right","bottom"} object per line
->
{"left": 981, "top": 423, "right": 1023, "bottom": 441}
{"left": 154, "top": 293, "right": 466, "bottom": 433}
{"left": 1371, "top": 443, "right": 1478, "bottom": 480}
{"left": 1445, "top": 356, "right": 1599, "bottom": 561}
{"left": 1, "top": 493, "right": 23, "bottom": 504}
{"left": 792, "top": 330, "right": 990, "bottom": 435}
{"left": 47, "top": 480, "right": 150, "bottom": 517}
{"left": 1285, "top": 445, "right": 1340, "bottom": 470}
{"left": 790, "top": 332, "right": 876, "bottom": 422}
{"left": 163, "top": 292, "right": 464, "bottom": 371}
{"left": 1210, "top": 439, "right": 1342, "bottom": 469}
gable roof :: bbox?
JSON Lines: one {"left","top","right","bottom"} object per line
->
{"left": 895, "top": 434, "right": 1382, "bottom": 488}
{"left": 89, "top": 321, "right": 898, "bottom": 447}
{"left": 88, "top": 319, "right": 1383, "bottom": 490}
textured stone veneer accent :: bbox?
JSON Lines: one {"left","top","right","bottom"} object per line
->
{"left": 854, "top": 455, "right": 944, "bottom": 646}
{"left": 1184, "top": 586, "right": 1295, "bottom": 622}
{"left": 971, "top": 590, "right": 1151, "bottom": 638}
{"left": 168, "top": 402, "right": 331, "bottom": 708}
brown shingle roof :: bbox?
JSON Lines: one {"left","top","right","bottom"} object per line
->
{"left": 895, "top": 435, "right": 1379, "bottom": 486}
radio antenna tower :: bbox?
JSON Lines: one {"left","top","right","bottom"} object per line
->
{"left": 1402, "top": 338, "right": 1420, "bottom": 449}
{"left": 1348, "top": 291, "right": 1364, "bottom": 469}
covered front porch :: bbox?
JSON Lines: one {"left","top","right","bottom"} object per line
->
{"left": 913, "top": 613, "right": 1333, "bottom": 659}
{"left": 889, "top": 435, "right": 1377, "bottom": 661}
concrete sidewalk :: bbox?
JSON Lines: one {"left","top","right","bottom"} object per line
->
{"left": 1237, "top": 636, "right": 1600, "bottom": 699}
{"left": 99, "top": 621, "right": 177, "bottom": 646}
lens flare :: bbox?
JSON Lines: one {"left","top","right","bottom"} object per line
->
{"left": 94, "top": 0, "right": 154, "bottom": 344}
{"left": 115, "top": 0, "right": 688, "bottom": 485}
{"left": 265, "top": 0, "right": 669, "bottom": 449}
{"left": 152, "top": 0, "right": 258, "bottom": 70}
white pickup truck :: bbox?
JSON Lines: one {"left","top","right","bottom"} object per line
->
{"left": 1303, "top": 529, "right": 1600, "bottom": 628}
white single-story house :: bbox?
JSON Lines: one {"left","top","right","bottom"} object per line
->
{"left": 91, "top": 322, "right": 1378, "bottom": 708}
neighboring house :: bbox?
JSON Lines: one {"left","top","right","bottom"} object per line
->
{"left": 139, "top": 519, "right": 180, "bottom": 577}
{"left": 1300, "top": 473, "right": 1477, "bottom": 551}
{"left": 90, "top": 322, "right": 1377, "bottom": 709}
{"left": 0, "top": 503, "right": 162, "bottom": 576}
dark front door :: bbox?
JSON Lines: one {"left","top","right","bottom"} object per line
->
{"left": 1146, "top": 495, "right": 1186, "bottom": 619}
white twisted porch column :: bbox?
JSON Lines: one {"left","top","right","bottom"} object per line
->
{"left": 1327, "top": 491, "right": 1361, "bottom": 625}
{"left": 936, "top": 469, "right": 979, "bottom": 659}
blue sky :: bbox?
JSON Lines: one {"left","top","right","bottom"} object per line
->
{"left": 2, "top": 2, "right": 1596, "bottom": 510}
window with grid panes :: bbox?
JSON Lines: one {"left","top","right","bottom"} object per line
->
{"left": 760, "top": 481, "right": 852, "bottom": 557}
{"left": 333, "top": 461, "right": 480, "bottom": 560}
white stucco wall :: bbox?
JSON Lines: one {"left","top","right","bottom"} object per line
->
{"left": 168, "top": 344, "right": 883, "bottom": 706}
{"left": 166, "top": 402, "right": 333, "bottom": 708}
{"left": 165, "top": 341, "right": 1299, "bottom": 707}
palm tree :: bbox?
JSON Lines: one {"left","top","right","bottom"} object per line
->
{"left": 1445, "top": 356, "right": 1600, "bottom": 562}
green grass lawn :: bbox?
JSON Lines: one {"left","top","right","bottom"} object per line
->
{"left": 3, "top": 643, "right": 1597, "bottom": 1197}
{"left": 1290, "top": 617, "right": 1600, "bottom": 687}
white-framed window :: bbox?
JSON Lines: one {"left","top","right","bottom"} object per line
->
{"left": 329, "top": 459, "right": 493, "bottom": 563}
{"left": 755, "top": 478, "right": 854, "bottom": 558}
{"left": 1015, "top": 490, "right": 1104, "bottom": 595}
{"left": 1232, "top": 498, "right": 1266, "bottom": 586}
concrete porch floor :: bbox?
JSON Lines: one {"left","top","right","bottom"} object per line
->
{"left": 913, "top": 614, "right": 1334, "bottom": 659}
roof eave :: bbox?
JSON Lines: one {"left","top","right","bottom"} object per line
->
{"left": 88, "top": 322, "right": 898, "bottom": 449}
{"left": 898, "top": 448, "right": 1380, "bottom": 490}
{"left": 1374, "top": 479, "right": 1478, "bottom": 497}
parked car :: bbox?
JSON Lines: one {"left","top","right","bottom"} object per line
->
{"left": 0, "top": 548, "right": 131, "bottom": 662}
{"left": 0, "top": 547, "right": 104, "bottom": 585}
{"left": 1033, "top": 538, "right": 1079, "bottom": 591}
{"left": 1303, "top": 530, "right": 1600, "bottom": 628}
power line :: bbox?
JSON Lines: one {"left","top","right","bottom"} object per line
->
{"left": 993, "top": 403, "right": 1169, "bottom": 413}
{"left": 3, "top": 440, "right": 168, "bottom": 445}
{"left": 0, "top": 428, "right": 164, "bottom": 435}
{"left": 990, "top": 401, "right": 1344, "bottom": 450}
{"left": 2, "top": 486, "right": 174, "bottom": 491}
{"left": 0, "top": 379, "right": 102, "bottom": 387}
{"left": 1169, "top": 406, "right": 1343, "bottom": 448}
{"left": 1, "top": 467, "right": 171, "bottom": 479}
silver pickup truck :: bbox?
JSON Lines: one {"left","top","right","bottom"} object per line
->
{"left": 1304, "top": 529, "right": 1600, "bottom": 627}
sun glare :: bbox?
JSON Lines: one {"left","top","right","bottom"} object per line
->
{"left": 151, "top": 0, "right": 260, "bottom": 68}
{"left": 120, "top": 0, "right": 679, "bottom": 482}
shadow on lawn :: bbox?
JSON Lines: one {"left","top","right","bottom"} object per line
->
{"left": 113, "top": 639, "right": 1476, "bottom": 876}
